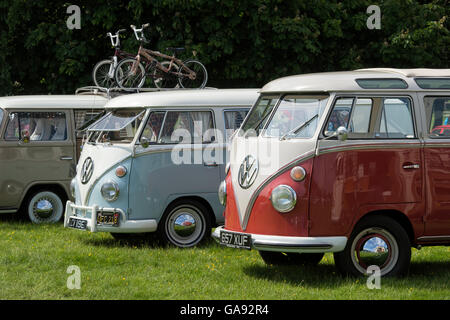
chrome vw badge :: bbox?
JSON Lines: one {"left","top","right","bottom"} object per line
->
{"left": 81, "top": 157, "right": 94, "bottom": 184}
{"left": 238, "top": 155, "right": 259, "bottom": 189}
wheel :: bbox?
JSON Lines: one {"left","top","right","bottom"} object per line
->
{"left": 153, "top": 61, "right": 179, "bottom": 89}
{"left": 115, "top": 58, "right": 146, "bottom": 89}
{"left": 259, "top": 251, "right": 324, "bottom": 266}
{"left": 26, "top": 190, "right": 64, "bottom": 224}
{"left": 333, "top": 216, "right": 411, "bottom": 277}
{"left": 92, "top": 59, "right": 116, "bottom": 88}
{"left": 158, "top": 200, "right": 211, "bottom": 248}
{"left": 178, "top": 60, "right": 208, "bottom": 89}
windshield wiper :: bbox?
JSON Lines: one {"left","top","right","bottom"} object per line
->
{"left": 279, "top": 114, "right": 318, "bottom": 141}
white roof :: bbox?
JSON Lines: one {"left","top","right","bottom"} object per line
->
{"left": 261, "top": 68, "right": 450, "bottom": 93}
{"left": 0, "top": 95, "right": 108, "bottom": 110}
{"left": 104, "top": 89, "right": 260, "bottom": 109}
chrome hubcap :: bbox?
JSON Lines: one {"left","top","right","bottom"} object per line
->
{"left": 167, "top": 206, "right": 204, "bottom": 246}
{"left": 351, "top": 227, "right": 398, "bottom": 276}
{"left": 33, "top": 198, "right": 55, "bottom": 219}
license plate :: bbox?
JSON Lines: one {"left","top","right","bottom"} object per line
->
{"left": 68, "top": 217, "right": 88, "bottom": 230}
{"left": 96, "top": 212, "right": 120, "bottom": 226}
{"left": 220, "top": 230, "right": 251, "bottom": 250}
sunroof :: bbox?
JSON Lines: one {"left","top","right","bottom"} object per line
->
{"left": 415, "top": 78, "right": 450, "bottom": 89}
{"left": 356, "top": 78, "right": 408, "bottom": 89}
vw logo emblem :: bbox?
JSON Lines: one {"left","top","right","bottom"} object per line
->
{"left": 238, "top": 155, "right": 259, "bottom": 189}
{"left": 81, "top": 157, "right": 94, "bottom": 184}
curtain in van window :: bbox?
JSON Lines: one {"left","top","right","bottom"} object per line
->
{"left": 224, "top": 110, "right": 248, "bottom": 141}
{"left": 160, "top": 111, "right": 191, "bottom": 144}
{"left": 190, "top": 111, "right": 214, "bottom": 143}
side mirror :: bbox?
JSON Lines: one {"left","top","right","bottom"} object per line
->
{"left": 336, "top": 126, "right": 348, "bottom": 141}
{"left": 140, "top": 137, "right": 150, "bottom": 148}
{"left": 323, "top": 126, "right": 348, "bottom": 142}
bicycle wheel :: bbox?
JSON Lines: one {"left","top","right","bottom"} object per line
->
{"left": 153, "top": 61, "right": 179, "bottom": 89}
{"left": 178, "top": 60, "right": 208, "bottom": 89}
{"left": 115, "top": 58, "right": 146, "bottom": 89}
{"left": 92, "top": 59, "right": 116, "bottom": 88}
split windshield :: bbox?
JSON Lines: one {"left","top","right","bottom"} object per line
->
{"left": 87, "top": 108, "right": 145, "bottom": 144}
{"left": 239, "top": 95, "right": 329, "bottom": 139}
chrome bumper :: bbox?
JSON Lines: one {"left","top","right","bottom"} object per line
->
{"left": 212, "top": 226, "right": 347, "bottom": 253}
{"left": 64, "top": 201, "right": 157, "bottom": 233}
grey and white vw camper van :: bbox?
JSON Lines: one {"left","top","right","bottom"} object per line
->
{"left": 64, "top": 89, "right": 258, "bottom": 247}
{"left": 0, "top": 95, "right": 107, "bottom": 223}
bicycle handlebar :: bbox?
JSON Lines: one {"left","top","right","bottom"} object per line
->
{"left": 130, "top": 23, "right": 150, "bottom": 43}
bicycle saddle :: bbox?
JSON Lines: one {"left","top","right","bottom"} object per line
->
{"left": 167, "top": 47, "right": 185, "bottom": 53}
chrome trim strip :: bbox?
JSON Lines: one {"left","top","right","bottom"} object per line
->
{"left": 318, "top": 142, "right": 422, "bottom": 155}
{"left": 212, "top": 226, "right": 347, "bottom": 253}
{"left": 241, "top": 150, "right": 316, "bottom": 231}
{"left": 417, "top": 235, "right": 450, "bottom": 242}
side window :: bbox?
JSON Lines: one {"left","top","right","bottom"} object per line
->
{"left": 0, "top": 108, "right": 3, "bottom": 126}
{"left": 378, "top": 98, "right": 415, "bottom": 138}
{"left": 425, "top": 96, "right": 450, "bottom": 138}
{"left": 224, "top": 110, "right": 248, "bottom": 141}
{"left": 325, "top": 98, "right": 373, "bottom": 138}
{"left": 158, "top": 111, "right": 214, "bottom": 144}
{"left": 142, "top": 111, "right": 165, "bottom": 142}
{"left": 4, "top": 112, "right": 67, "bottom": 141}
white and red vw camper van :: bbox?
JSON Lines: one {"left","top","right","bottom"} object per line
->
{"left": 213, "top": 68, "right": 450, "bottom": 276}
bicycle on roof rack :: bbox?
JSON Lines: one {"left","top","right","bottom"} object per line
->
{"left": 114, "top": 23, "right": 208, "bottom": 90}
{"left": 91, "top": 29, "right": 136, "bottom": 88}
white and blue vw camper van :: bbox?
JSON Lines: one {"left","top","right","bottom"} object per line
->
{"left": 64, "top": 89, "right": 258, "bottom": 247}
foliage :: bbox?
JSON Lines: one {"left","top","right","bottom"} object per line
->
{"left": 0, "top": 0, "right": 448, "bottom": 95}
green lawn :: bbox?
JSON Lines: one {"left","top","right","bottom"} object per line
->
{"left": 0, "top": 216, "right": 449, "bottom": 300}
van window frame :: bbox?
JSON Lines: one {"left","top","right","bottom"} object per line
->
{"left": 2, "top": 109, "right": 71, "bottom": 143}
{"left": 423, "top": 95, "right": 450, "bottom": 139}
{"left": 222, "top": 108, "right": 250, "bottom": 142}
{"left": 321, "top": 94, "right": 417, "bottom": 140}
{"left": 137, "top": 108, "right": 217, "bottom": 146}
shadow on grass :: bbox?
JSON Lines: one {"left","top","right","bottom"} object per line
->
{"left": 243, "top": 260, "right": 450, "bottom": 289}
{"left": 80, "top": 231, "right": 219, "bottom": 250}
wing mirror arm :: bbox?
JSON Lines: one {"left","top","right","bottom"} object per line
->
{"left": 322, "top": 126, "right": 348, "bottom": 142}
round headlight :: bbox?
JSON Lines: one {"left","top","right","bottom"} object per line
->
{"left": 115, "top": 166, "right": 127, "bottom": 178}
{"left": 290, "top": 166, "right": 306, "bottom": 182}
{"left": 218, "top": 180, "right": 227, "bottom": 206}
{"left": 270, "top": 185, "right": 297, "bottom": 213}
{"left": 70, "top": 178, "right": 77, "bottom": 198}
{"left": 101, "top": 181, "right": 120, "bottom": 202}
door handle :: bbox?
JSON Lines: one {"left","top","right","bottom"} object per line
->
{"left": 402, "top": 163, "right": 420, "bottom": 169}
{"left": 60, "top": 156, "right": 73, "bottom": 161}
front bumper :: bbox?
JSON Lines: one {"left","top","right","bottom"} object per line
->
{"left": 212, "top": 226, "right": 347, "bottom": 253}
{"left": 64, "top": 201, "right": 157, "bottom": 233}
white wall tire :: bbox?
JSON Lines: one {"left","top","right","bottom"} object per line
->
{"left": 26, "top": 191, "right": 64, "bottom": 224}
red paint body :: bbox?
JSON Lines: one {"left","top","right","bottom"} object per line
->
{"left": 224, "top": 144, "right": 450, "bottom": 245}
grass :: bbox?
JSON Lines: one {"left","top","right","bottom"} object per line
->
{"left": 0, "top": 214, "right": 449, "bottom": 300}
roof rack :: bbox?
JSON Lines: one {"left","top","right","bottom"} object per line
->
{"left": 75, "top": 86, "right": 218, "bottom": 99}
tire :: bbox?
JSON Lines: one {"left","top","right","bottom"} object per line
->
{"left": 158, "top": 200, "right": 211, "bottom": 248}
{"left": 178, "top": 60, "right": 208, "bottom": 89}
{"left": 333, "top": 216, "right": 411, "bottom": 277}
{"left": 92, "top": 59, "right": 116, "bottom": 88}
{"left": 114, "top": 58, "right": 146, "bottom": 89}
{"left": 26, "top": 190, "right": 64, "bottom": 224}
{"left": 259, "top": 251, "right": 324, "bottom": 266}
{"left": 153, "top": 61, "right": 179, "bottom": 89}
